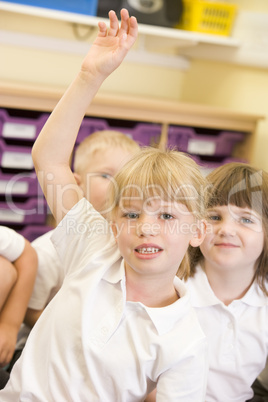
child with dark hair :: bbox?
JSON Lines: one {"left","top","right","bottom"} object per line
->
{"left": 186, "top": 162, "right": 268, "bottom": 402}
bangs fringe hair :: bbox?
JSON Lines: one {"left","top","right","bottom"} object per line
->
{"left": 107, "top": 147, "right": 206, "bottom": 221}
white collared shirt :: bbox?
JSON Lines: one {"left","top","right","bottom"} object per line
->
{"left": 0, "top": 198, "right": 208, "bottom": 402}
{"left": 185, "top": 264, "right": 268, "bottom": 402}
{"left": 29, "top": 229, "right": 64, "bottom": 310}
{"left": 0, "top": 225, "right": 25, "bottom": 261}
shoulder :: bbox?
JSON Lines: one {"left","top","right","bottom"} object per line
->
{"left": 51, "top": 198, "right": 118, "bottom": 275}
{"left": 0, "top": 225, "right": 25, "bottom": 261}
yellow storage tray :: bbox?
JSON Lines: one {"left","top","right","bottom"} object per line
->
{"left": 177, "top": 0, "right": 237, "bottom": 36}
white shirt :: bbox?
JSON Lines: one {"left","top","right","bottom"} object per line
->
{"left": 0, "top": 198, "right": 208, "bottom": 402}
{"left": 16, "top": 229, "right": 63, "bottom": 350}
{"left": 0, "top": 225, "right": 25, "bottom": 261}
{"left": 185, "top": 265, "right": 268, "bottom": 402}
{"left": 29, "top": 229, "right": 64, "bottom": 310}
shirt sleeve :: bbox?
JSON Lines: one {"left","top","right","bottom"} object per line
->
{"left": 51, "top": 198, "right": 118, "bottom": 277}
{"left": 0, "top": 225, "right": 25, "bottom": 262}
{"left": 28, "top": 229, "right": 64, "bottom": 310}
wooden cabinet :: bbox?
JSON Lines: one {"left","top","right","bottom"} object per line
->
{"left": 0, "top": 80, "right": 263, "bottom": 163}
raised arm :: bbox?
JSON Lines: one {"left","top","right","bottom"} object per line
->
{"left": 32, "top": 9, "right": 138, "bottom": 225}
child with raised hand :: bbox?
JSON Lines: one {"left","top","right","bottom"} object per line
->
{"left": 0, "top": 226, "right": 37, "bottom": 387}
{"left": 0, "top": 9, "right": 208, "bottom": 401}
{"left": 186, "top": 162, "right": 268, "bottom": 402}
{"left": 24, "top": 130, "right": 140, "bottom": 328}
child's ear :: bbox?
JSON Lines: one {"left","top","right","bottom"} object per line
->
{"left": 190, "top": 220, "right": 206, "bottom": 248}
{"left": 110, "top": 222, "right": 118, "bottom": 242}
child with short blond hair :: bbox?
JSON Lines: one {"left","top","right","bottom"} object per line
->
{"left": 0, "top": 10, "right": 208, "bottom": 400}
{"left": 24, "top": 129, "right": 140, "bottom": 328}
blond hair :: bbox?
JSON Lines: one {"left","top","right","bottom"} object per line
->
{"left": 106, "top": 147, "right": 207, "bottom": 278}
{"left": 73, "top": 130, "right": 140, "bottom": 174}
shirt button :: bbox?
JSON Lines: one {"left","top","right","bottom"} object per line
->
{"left": 227, "top": 322, "right": 233, "bottom": 329}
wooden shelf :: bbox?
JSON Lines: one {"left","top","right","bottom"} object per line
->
{"left": 0, "top": 1, "right": 241, "bottom": 70}
{"left": 0, "top": 80, "right": 264, "bottom": 163}
{"left": 0, "top": 1, "right": 240, "bottom": 48}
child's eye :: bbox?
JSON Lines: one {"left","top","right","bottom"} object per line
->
{"left": 100, "top": 173, "right": 111, "bottom": 179}
{"left": 240, "top": 217, "right": 254, "bottom": 224}
{"left": 208, "top": 215, "right": 221, "bottom": 221}
{"left": 160, "top": 213, "right": 173, "bottom": 220}
{"left": 124, "top": 212, "right": 139, "bottom": 219}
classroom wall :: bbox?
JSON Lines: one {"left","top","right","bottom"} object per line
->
{"left": 1, "top": 1, "right": 268, "bottom": 170}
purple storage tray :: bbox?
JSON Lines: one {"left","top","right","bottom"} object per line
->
{"left": 98, "top": 123, "right": 161, "bottom": 147}
{"left": 76, "top": 118, "right": 109, "bottom": 144}
{"left": 0, "top": 139, "right": 34, "bottom": 170}
{"left": 18, "top": 224, "right": 53, "bottom": 242}
{"left": 0, "top": 109, "right": 49, "bottom": 141}
{"left": 168, "top": 126, "right": 245, "bottom": 156}
{"left": 129, "top": 123, "right": 161, "bottom": 147}
{"left": 0, "top": 197, "right": 48, "bottom": 225}
{"left": 76, "top": 119, "right": 162, "bottom": 148}
{"left": 0, "top": 170, "right": 40, "bottom": 197}
{"left": 191, "top": 155, "right": 248, "bottom": 176}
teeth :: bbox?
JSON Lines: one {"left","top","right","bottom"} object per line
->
{"left": 137, "top": 247, "right": 160, "bottom": 254}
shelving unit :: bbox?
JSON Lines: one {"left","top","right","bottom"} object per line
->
{"left": 0, "top": 1, "right": 241, "bottom": 70}
{"left": 0, "top": 80, "right": 263, "bottom": 162}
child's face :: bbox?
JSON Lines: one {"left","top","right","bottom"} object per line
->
{"left": 112, "top": 197, "right": 204, "bottom": 280}
{"left": 201, "top": 205, "right": 264, "bottom": 275}
{"left": 79, "top": 147, "right": 134, "bottom": 216}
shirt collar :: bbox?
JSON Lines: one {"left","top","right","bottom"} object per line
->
{"left": 142, "top": 277, "right": 192, "bottom": 336}
{"left": 185, "top": 265, "right": 220, "bottom": 307}
{"left": 102, "top": 258, "right": 124, "bottom": 283}
{"left": 103, "top": 261, "right": 192, "bottom": 336}
{"left": 242, "top": 280, "right": 268, "bottom": 307}
{"left": 186, "top": 264, "right": 268, "bottom": 308}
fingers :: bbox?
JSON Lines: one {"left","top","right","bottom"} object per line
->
{"left": 106, "top": 9, "right": 138, "bottom": 38}
{"left": 108, "top": 10, "right": 119, "bottom": 37}
{"left": 119, "top": 8, "right": 130, "bottom": 33}
{"left": 97, "top": 8, "right": 138, "bottom": 49}
{"left": 97, "top": 21, "right": 108, "bottom": 37}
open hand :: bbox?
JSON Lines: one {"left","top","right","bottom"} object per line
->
{"left": 80, "top": 8, "right": 138, "bottom": 81}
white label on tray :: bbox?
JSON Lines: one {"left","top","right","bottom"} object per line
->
{"left": 187, "top": 139, "right": 216, "bottom": 155}
{"left": 3, "top": 122, "right": 36, "bottom": 139}
{"left": 0, "top": 209, "right": 24, "bottom": 223}
{"left": 0, "top": 180, "right": 29, "bottom": 194}
{"left": 2, "top": 152, "right": 33, "bottom": 169}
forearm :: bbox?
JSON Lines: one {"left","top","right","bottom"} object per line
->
{"left": 0, "top": 257, "right": 17, "bottom": 310}
{"left": 32, "top": 73, "right": 102, "bottom": 222}
{"left": 0, "top": 242, "right": 37, "bottom": 331}
{"left": 32, "top": 71, "right": 103, "bottom": 174}
{"left": 144, "top": 389, "right": 156, "bottom": 402}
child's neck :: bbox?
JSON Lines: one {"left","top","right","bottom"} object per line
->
{"left": 125, "top": 270, "right": 179, "bottom": 308}
{"left": 203, "top": 261, "right": 254, "bottom": 306}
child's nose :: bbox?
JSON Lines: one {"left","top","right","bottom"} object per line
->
{"left": 136, "top": 217, "right": 160, "bottom": 237}
{"left": 217, "top": 219, "right": 236, "bottom": 236}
